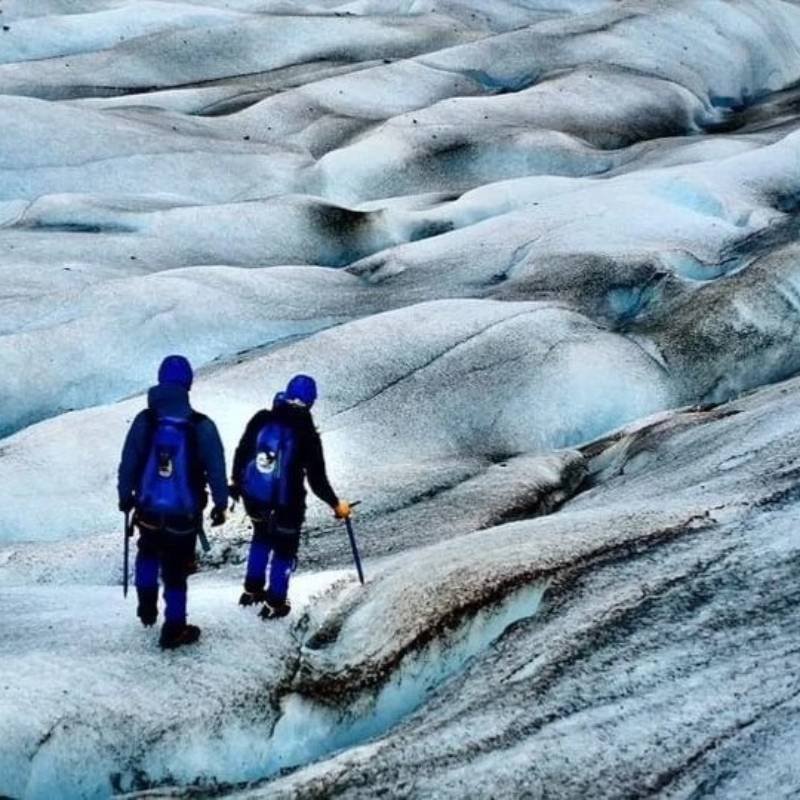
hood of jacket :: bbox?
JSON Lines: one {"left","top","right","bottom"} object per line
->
{"left": 271, "top": 402, "right": 314, "bottom": 429}
{"left": 147, "top": 383, "right": 193, "bottom": 419}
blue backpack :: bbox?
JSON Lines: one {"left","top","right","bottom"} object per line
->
{"left": 242, "top": 421, "right": 298, "bottom": 509}
{"left": 137, "top": 414, "right": 200, "bottom": 518}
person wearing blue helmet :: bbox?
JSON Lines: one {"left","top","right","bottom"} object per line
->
{"left": 230, "top": 374, "right": 351, "bottom": 618}
{"left": 118, "top": 355, "right": 228, "bottom": 649}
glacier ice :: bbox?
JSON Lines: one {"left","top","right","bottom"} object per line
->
{"left": 3, "top": 0, "right": 800, "bottom": 797}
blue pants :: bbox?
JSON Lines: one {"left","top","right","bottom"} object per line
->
{"left": 136, "top": 528, "right": 197, "bottom": 625}
{"left": 244, "top": 518, "right": 299, "bottom": 605}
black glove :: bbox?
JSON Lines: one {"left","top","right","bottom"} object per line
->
{"left": 228, "top": 483, "right": 241, "bottom": 502}
{"left": 119, "top": 495, "right": 135, "bottom": 513}
{"left": 210, "top": 505, "right": 226, "bottom": 527}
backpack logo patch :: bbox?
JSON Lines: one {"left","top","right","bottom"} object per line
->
{"left": 158, "top": 451, "right": 175, "bottom": 478}
{"left": 256, "top": 450, "right": 277, "bottom": 475}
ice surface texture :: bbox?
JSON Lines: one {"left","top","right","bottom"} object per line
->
{"left": 2, "top": 0, "right": 800, "bottom": 797}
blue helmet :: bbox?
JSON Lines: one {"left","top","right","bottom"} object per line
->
{"left": 285, "top": 374, "right": 317, "bottom": 408}
{"left": 272, "top": 391, "right": 286, "bottom": 410}
{"left": 158, "top": 354, "right": 193, "bottom": 390}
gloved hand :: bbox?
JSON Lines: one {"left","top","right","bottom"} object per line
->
{"left": 210, "top": 505, "right": 226, "bottom": 527}
{"left": 119, "top": 495, "right": 135, "bottom": 513}
{"left": 228, "top": 483, "right": 241, "bottom": 502}
{"left": 334, "top": 500, "right": 352, "bottom": 520}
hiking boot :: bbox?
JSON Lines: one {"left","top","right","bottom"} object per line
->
{"left": 137, "top": 605, "right": 157, "bottom": 627}
{"left": 159, "top": 623, "right": 201, "bottom": 650}
{"left": 239, "top": 590, "right": 268, "bottom": 607}
{"left": 136, "top": 587, "right": 158, "bottom": 627}
{"left": 259, "top": 599, "right": 291, "bottom": 620}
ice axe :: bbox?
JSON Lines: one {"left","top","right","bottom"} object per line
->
{"left": 122, "top": 511, "right": 134, "bottom": 598}
{"left": 343, "top": 501, "right": 365, "bottom": 585}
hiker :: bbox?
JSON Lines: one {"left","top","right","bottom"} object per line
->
{"left": 230, "top": 374, "right": 351, "bottom": 619}
{"left": 117, "top": 355, "right": 228, "bottom": 649}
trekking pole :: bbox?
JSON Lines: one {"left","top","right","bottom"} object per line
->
{"left": 344, "top": 502, "right": 365, "bottom": 585}
{"left": 197, "top": 528, "right": 211, "bottom": 554}
{"left": 123, "top": 511, "right": 133, "bottom": 598}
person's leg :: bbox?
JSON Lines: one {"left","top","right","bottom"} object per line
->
{"left": 261, "top": 524, "right": 299, "bottom": 618}
{"left": 159, "top": 530, "right": 200, "bottom": 648}
{"left": 134, "top": 530, "right": 160, "bottom": 627}
{"left": 241, "top": 518, "right": 272, "bottom": 604}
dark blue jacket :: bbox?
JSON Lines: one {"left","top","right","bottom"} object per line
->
{"left": 231, "top": 403, "right": 338, "bottom": 529}
{"left": 118, "top": 384, "right": 228, "bottom": 513}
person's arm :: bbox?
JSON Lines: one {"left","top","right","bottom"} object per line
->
{"left": 117, "top": 411, "right": 150, "bottom": 509}
{"left": 305, "top": 428, "right": 339, "bottom": 509}
{"left": 196, "top": 418, "right": 228, "bottom": 510}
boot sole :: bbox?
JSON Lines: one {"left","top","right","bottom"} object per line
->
{"left": 159, "top": 637, "right": 200, "bottom": 650}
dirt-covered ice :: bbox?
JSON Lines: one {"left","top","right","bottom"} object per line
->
{"left": 2, "top": 0, "right": 800, "bottom": 798}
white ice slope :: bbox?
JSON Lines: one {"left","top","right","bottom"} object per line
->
{"left": 3, "top": 0, "right": 800, "bottom": 798}
{"left": 0, "top": 298, "right": 670, "bottom": 541}
{"left": 3, "top": 368, "right": 799, "bottom": 799}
